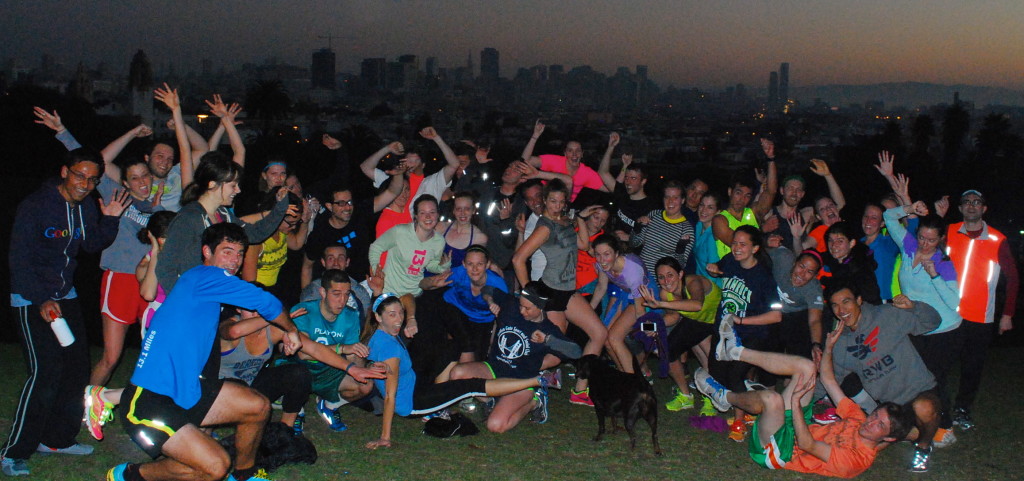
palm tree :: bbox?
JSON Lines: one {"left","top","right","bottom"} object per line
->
{"left": 245, "top": 80, "right": 291, "bottom": 137}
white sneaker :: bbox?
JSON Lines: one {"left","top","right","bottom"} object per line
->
{"left": 694, "top": 368, "right": 732, "bottom": 412}
{"left": 716, "top": 315, "right": 744, "bottom": 361}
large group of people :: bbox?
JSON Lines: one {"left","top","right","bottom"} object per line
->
{"left": 2, "top": 87, "right": 1019, "bottom": 480}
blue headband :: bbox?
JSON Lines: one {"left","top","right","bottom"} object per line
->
{"left": 263, "top": 161, "right": 287, "bottom": 172}
{"left": 372, "top": 292, "right": 399, "bottom": 312}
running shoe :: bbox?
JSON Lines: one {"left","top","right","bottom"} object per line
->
{"left": 715, "top": 315, "right": 744, "bottom": 361}
{"left": 694, "top": 368, "right": 731, "bottom": 412}
{"left": 933, "top": 427, "right": 957, "bottom": 448}
{"left": 1, "top": 458, "right": 29, "bottom": 477}
{"left": 531, "top": 389, "right": 550, "bottom": 424}
{"left": 226, "top": 468, "right": 274, "bottom": 481}
{"left": 665, "top": 387, "right": 695, "bottom": 411}
{"left": 698, "top": 396, "right": 717, "bottom": 417}
{"left": 540, "top": 369, "right": 563, "bottom": 390}
{"left": 105, "top": 463, "right": 128, "bottom": 481}
{"left": 292, "top": 408, "right": 306, "bottom": 436}
{"left": 36, "top": 443, "right": 93, "bottom": 455}
{"left": 813, "top": 407, "right": 841, "bottom": 425}
{"left": 421, "top": 408, "right": 452, "bottom": 422}
{"left": 84, "top": 385, "right": 114, "bottom": 441}
{"left": 570, "top": 388, "right": 594, "bottom": 407}
{"left": 315, "top": 398, "right": 348, "bottom": 432}
{"left": 909, "top": 446, "right": 932, "bottom": 473}
{"left": 952, "top": 407, "right": 975, "bottom": 430}
{"left": 728, "top": 418, "right": 748, "bottom": 442}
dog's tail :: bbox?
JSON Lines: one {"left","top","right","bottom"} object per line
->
{"left": 630, "top": 355, "right": 646, "bottom": 381}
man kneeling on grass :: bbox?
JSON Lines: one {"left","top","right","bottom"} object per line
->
{"left": 107, "top": 224, "right": 303, "bottom": 481}
{"left": 696, "top": 314, "right": 915, "bottom": 478}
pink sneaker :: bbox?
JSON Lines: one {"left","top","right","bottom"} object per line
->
{"left": 83, "top": 385, "right": 113, "bottom": 441}
{"left": 569, "top": 388, "right": 594, "bottom": 407}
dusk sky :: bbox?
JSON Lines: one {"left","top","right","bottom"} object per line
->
{"left": 5, "top": 0, "right": 1024, "bottom": 90}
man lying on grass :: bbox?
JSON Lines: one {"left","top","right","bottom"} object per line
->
{"left": 696, "top": 314, "right": 915, "bottom": 478}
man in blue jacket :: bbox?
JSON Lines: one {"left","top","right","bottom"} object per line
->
{"left": 3, "top": 149, "right": 127, "bottom": 476}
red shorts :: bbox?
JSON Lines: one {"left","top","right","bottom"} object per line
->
{"left": 100, "top": 270, "right": 147, "bottom": 325}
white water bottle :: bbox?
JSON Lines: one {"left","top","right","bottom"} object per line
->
{"left": 48, "top": 311, "right": 75, "bottom": 347}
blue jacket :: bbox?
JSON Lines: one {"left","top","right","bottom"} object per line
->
{"left": 10, "top": 179, "right": 118, "bottom": 306}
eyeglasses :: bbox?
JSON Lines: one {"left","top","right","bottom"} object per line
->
{"left": 67, "top": 169, "right": 101, "bottom": 185}
{"left": 960, "top": 199, "right": 984, "bottom": 206}
{"left": 331, "top": 200, "right": 354, "bottom": 206}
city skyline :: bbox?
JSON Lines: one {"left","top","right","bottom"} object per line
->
{"left": 4, "top": 1, "right": 1024, "bottom": 90}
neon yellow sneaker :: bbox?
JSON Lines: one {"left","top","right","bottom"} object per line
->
{"left": 698, "top": 396, "right": 717, "bottom": 417}
{"left": 665, "top": 387, "right": 695, "bottom": 411}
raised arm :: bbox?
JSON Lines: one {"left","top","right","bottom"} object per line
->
{"left": 372, "top": 169, "right": 406, "bottom": 214}
{"left": 752, "top": 139, "right": 778, "bottom": 217}
{"left": 154, "top": 84, "right": 193, "bottom": 186}
{"left": 809, "top": 158, "right": 845, "bottom": 211}
{"left": 206, "top": 95, "right": 245, "bottom": 167}
{"left": 597, "top": 132, "right": 620, "bottom": 191}
{"left": 514, "top": 160, "right": 573, "bottom": 194}
{"left": 100, "top": 124, "right": 153, "bottom": 180}
{"left": 419, "top": 127, "right": 460, "bottom": 183}
{"left": 360, "top": 142, "right": 404, "bottom": 181}
{"left": 520, "top": 120, "right": 545, "bottom": 167}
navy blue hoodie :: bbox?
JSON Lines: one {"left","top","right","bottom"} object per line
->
{"left": 9, "top": 179, "right": 118, "bottom": 306}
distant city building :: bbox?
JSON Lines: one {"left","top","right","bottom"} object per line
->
{"left": 548, "top": 64, "right": 564, "bottom": 79}
{"left": 480, "top": 47, "right": 499, "bottom": 80}
{"left": 398, "top": 54, "right": 418, "bottom": 70}
{"left": 360, "top": 58, "right": 386, "bottom": 89}
{"left": 636, "top": 65, "right": 648, "bottom": 82}
{"left": 425, "top": 56, "right": 437, "bottom": 77}
{"left": 768, "top": 71, "right": 779, "bottom": 104}
{"left": 779, "top": 62, "right": 790, "bottom": 102}
{"left": 128, "top": 49, "right": 154, "bottom": 126}
{"left": 311, "top": 48, "right": 336, "bottom": 90}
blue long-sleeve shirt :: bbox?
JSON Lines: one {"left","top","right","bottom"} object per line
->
{"left": 883, "top": 207, "right": 961, "bottom": 334}
{"left": 131, "top": 265, "right": 283, "bottom": 408}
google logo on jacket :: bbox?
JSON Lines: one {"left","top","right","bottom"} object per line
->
{"left": 44, "top": 227, "right": 83, "bottom": 239}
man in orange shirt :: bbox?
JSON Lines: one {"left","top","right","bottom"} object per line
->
{"left": 697, "top": 317, "right": 915, "bottom": 478}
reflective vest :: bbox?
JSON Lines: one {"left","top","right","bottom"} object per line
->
{"left": 946, "top": 222, "right": 1005, "bottom": 323}
{"left": 715, "top": 208, "right": 759, "bottom": 258}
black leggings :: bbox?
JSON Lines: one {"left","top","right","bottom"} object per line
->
{"left": 410, "top": 378, "right": 488, "bottom": 416}
{"left": 250, "top": 362, "right": 312, "bottom": 413}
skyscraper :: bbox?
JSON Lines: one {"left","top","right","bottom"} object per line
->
{"left": 360, "top": 58, "right": 386, "bottom": 89}
{"left": 311, "top": 48, "right": 336, "bottom": 90}
{"left": 480, "top": 48, "right": 499, "bottom": 80}
{"left": 768, "top": 71, "right": 779, "bottom": 104}
{"left": 779, "top": 62, "right": 789, "bottom": 102}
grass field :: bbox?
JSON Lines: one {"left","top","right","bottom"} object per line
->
{"left": 0, "top": 342, "right": 1021, "bottom": 481}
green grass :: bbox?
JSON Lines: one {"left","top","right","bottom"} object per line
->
{"left": 1, "top": 342, "right": 1021, "bottom": 480}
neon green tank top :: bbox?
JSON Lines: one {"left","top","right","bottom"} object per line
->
{"left": 666, "top": 280, "right": 722, "bottom": 324}
{"left": 715, "top": 208, "right": 759, "bottom": 258}
{"left": 256, "top": 232, "right": 289, "bottom": 287}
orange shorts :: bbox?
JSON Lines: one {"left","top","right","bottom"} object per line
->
{"left": 100, "top": 270, "right": 147, "bottom": 325}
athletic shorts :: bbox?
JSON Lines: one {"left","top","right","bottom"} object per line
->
{"left": 100, "top": 270, "right": 148, "bottom": 325}
{"left": 667, "top": 316, "right": 715, "bottom": 359}
{"left": 542, "top": 285, "right": 574, "bottom": 312}
{"left": 749, "top": 403, "right": 813, "bottom": 469}
{"left": 119, "top": 379, "right": 224, "bottom": 459}
{"left": 308, "top": 362, "right": 348, "bottom": 404}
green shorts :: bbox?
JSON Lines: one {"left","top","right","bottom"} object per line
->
{"left": 748, "top": 403, "right": 814, "bottom": 469}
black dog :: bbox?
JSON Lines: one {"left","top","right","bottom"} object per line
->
{"left": 575, "top": 354, "right": 662, "bottom": 456}
{"left": 218, "top": 422, "right": 317, "bottom": 472}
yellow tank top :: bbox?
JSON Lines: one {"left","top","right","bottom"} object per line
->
{"left": 666, "top": 281, "right": 722, "bottom": 324}
{"left": 256, "top": 232, "right": 289, "bottom": 286}
{"left": 715, "top": 208, "right": 759, "bottom": 258}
